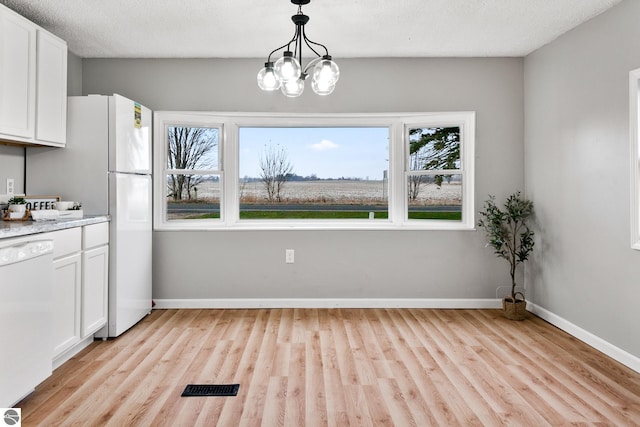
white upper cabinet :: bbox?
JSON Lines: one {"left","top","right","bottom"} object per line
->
{"left": 0, "top": 3, "right": 67, "bottom": 147}
{"left": 0, "top": 5, "right": 36, "bottom": 142}
{"left": 36, "top": 30, "right": 67, "bottom": 146}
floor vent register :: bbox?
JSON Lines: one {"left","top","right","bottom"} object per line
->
{"left": 181, "top": 384, "right": 240, "bottom": 397}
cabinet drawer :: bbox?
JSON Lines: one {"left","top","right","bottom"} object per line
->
{"left": 41, "top": 227, "right": 81, "bottom": 259}
{"left": 83, "top": 222, "right": 109, "bottom": 249}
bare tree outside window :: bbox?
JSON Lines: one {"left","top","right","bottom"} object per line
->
{"left": 259, "top": 144, "right": 293, "bottom": 202}
{"left": 168, "top": 127, "right": 218, "bottom": 200}
{"left": 408, "top": 127, "right": 460, "bottom": 200}
{"left": 408, "top": 157, "right": 427, "bottom": 201}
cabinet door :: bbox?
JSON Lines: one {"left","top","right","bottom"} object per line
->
{"left": 52, "top": 253, "right": 82, "bottom": 358}
{"left": 0, "top": 5, "right": 36, "bottom": 141}
{"left": 35, "top": 29, "right": 67, "bottom": 146}
{"left": 82, "top": 245, "right": 108, "bottom": 337}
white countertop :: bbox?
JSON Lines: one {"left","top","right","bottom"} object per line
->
{"left": 0, "top": 215, "right": 110, "bottom": 239}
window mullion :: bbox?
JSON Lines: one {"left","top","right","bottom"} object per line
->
{"left": 166, "top": 169, "right": 220, "bottom": 174}
{"left": 224, "top": 121, "right": 239, "bottom": 225}
{"left": 407, "top": 169, "right": 462, "bottom": 176}
{"left": 459, "top": 114, "right": 474, "bottom": 229}
{"left": 390, "top": 120, "right": 405, "bottom": 225}
{"left": 629, "top": 68, "right": 640, "bottom": 249}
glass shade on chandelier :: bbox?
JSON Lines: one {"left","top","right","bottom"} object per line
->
{"left": 256, "top": 62, "right": 281, "bottom": 91}
{"left": 282, "top": 77, "right": 305, "bottom": 97}
{"left": 311, "top": 76, "right": 335, "bottom": 96}
{"left": 274, "top": 51, "right": 301, "bottom": 82}
{"left": 256, "top": 0, "right": 340, "bottom": 97}
{"left": 310, "top": 56, "right": 339, "bottom": 94}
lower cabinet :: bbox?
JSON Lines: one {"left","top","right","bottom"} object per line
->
{"left": 52, "top": 252, "right": 82, "bottom": 357}
{"left": 82, "top": 222, "right": 109, "bottom": 338}
{"left": 47, "top": 222, "right": 109, "bottom": 367}
{"left": 82, "top": 244, "right": 108, "bottom": 337}
{"left": 48, "top": 228, "right": 82, "bottom": 361}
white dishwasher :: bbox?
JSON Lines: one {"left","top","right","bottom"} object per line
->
{"left": 0, "top": 239, "right": 54, "bottom": 407}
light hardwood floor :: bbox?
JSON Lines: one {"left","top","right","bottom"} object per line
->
{"left": 18, "top": 309, "right": 640, "bottom": 426}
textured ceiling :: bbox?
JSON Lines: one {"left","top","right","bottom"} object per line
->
{"left": 0, "top": 0, "right": 622, "bottom": 58}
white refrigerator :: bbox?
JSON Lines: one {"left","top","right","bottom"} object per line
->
{"left": 27, "top": 94, "right": 153, "bottom": 338}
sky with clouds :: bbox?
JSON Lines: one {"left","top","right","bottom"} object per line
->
{"left": 239, "top": 127, "right": 389, "bottom": 180}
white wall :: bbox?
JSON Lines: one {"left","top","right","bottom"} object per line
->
{"left": 525, "top": 0, "right": 640, "bottom": 357}
{"left": 82, "top": 57, "right": 525, "bottom": 302}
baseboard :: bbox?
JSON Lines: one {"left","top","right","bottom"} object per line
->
{"left": 52, "top": 336, "right": 94, "bottom": 370}
{"left": 527, "top": 302, "right": 640, "bottom": 374}
{"left": 153, "top": 298, "right": 502, "bottom": 309}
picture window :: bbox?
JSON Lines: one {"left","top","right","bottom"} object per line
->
{"left": 153, "top": 112, "right": 475, "bottom": 230}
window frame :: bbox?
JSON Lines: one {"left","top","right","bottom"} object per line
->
{"left": 403, "top": 115, "right": 474, "bottom": 228}
{"left": 153, "top": 112, "right": 225, "bottom": 227}
{"left": 630, "top": 68, "right": 640, "bottom": 250}
{"left": 154, "top": 111, "right": 475, "bottom": 231}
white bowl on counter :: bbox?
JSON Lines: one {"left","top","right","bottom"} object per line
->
{"left": 54, "top": 201, "right": 74, "bottom": 211}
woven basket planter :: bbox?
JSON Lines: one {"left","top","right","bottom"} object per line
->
{"left": 502, "top": 294, "right": 527, "bottom": 320}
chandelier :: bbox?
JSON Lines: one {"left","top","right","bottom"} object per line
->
{"left": 257, "top": 0, "right": 340, "bottom": 97}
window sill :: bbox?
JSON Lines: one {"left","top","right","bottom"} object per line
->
{"left": 154, "top": 220, "right": 476, "bottom": 232}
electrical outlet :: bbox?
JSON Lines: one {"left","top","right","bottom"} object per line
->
{"left": 6, "top": 178, "right": 14, "bottom": 196}
{"left": 285, "top": 249, "right": 295, "bottom": 264}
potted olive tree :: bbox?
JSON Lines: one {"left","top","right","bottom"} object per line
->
{"left": 478, "top": 192, "right": 534, "bottom": 320}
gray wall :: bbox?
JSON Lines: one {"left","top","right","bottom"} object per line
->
{"left": 0, "top": 144, "right": 24, "bottom": 195}
{"left": 67, "top": 51, "right": 83, "bottom": 96}
{"left": 82, "top": 57, "right": 525, "bottom": 301}
{"left": 524, "top": 0, "right": 640, "bottom": 356}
